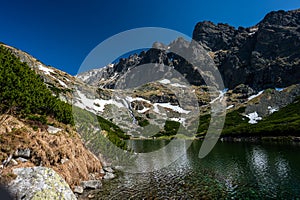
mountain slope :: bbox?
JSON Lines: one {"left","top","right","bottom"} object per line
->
{"left": 0, "top": 45, "right": 73, "bottom": 125}
{"left": 78, "top": 9, "right": 300, "bottom": 92}
{"left": 193, "top": 9, "right": 300, "bottom": 90}
{"left": 75, "top": 9, "right": 300, "bottom": 139}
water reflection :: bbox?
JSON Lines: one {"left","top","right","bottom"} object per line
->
{"left": 92, "top": 141, "right": 300, "bottom": 199}
{"left": 275, "top": 157, "right": 290, "bottom": 180}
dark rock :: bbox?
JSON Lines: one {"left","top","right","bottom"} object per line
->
{"left": 232, "top": 84, "right": 255, "bottom": 97}
{"left": 78, "top": 9, "right": 300, "bottom": 93}
{"left": 193, "top": 9, "right": 300, "bottom": 90}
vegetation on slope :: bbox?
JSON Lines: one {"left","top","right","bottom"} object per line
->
{"left": 221, "top": 97, "right": 300, "bottom": 136}
{"left": 0, "top": 46, "right": 74, "bottom": 125}
{"left": 196, "top": 97, "right": 300, "bottom": 137}
{"left": 73, "top": 107, "right": 131, "bottom": 165}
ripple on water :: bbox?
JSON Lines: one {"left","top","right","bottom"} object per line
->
{"left": 86, "top": 141, "right": 300, "bottom": 199}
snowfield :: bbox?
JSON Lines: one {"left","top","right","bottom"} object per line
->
{"left": 246, "top": 112, "right": 262, "bottom": 124}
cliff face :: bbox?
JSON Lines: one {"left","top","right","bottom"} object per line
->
{"left": 78, "top": 9, "right": 300, "bottom": 92}
{"left": 193, "top": 9, "right": 300, "bottom": 90}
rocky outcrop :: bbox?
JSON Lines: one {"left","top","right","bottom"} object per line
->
{"left": 245, "top": 84, "right": 300, "bottom": 117}
{"left": 78, "top": 9, "right": 300, "bottom": 93}
{"left": 193, "top": 9, "right": 300, "bottom": 90}
{"left": 8, "top": 167, "right": 77, "bottom": 200}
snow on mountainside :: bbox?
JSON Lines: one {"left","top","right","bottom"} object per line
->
{"left": 2, "top": 35, "right": 300, "bottom": 139}
{"left": 0, "top": 43, "right": 79, "bottom": 103}
{"left": 2, "top": 8, "right": 300, "bottom": 139}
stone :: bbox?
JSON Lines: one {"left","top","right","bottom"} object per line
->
{"left": 14, "top": 148, "right": 31, "bottom": 158}
{"left": 103, "top": 167, "right": 114, "bottom": 173}
{"left": 114, "top": 165, "right": 124, "bottom": 170}
{"left": 16, "top": 157, "right": 28, "bottom": 163}
{"left": 47, "top": 126, "right": 62, "bottom": 134}
{"left": 8, "top": 167, "right": 76, "bottom": 200}
{"left": 80, "top": 180, "right": 102, "bottom": 189}
{"left": 10, "top": 159, "right": 18, "bottom": 166}
{"left": 100, "top": 168, "right": 105, "bottom": 174}
{"left": 61, "top": 158, "right": 69, "bottom": 164}
{"left": 103, "top": 172, "right": 116, "bottom": 180}
{"left": 73, "top": 186, "right": 84, "bottom": 194}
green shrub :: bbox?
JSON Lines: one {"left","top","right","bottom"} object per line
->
{"left": 0, "top": 46, "right": 74, "bottom": 125}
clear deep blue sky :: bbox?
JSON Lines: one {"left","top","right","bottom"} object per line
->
{"left": 0, "top": 0, "right": 299, "bottom": 75}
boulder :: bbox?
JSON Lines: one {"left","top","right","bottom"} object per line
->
{"left": 8, "top": 167, "right": 76, "bottom": 200}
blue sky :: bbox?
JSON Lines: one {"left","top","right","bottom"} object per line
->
{"left": 0, "top": 0, "right": 299, "bottom": 75}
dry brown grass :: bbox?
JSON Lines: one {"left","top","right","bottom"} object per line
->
{"left": 0, "top": 114, "right": 102, "bottom": 188}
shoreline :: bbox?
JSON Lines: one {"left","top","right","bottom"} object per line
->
{"left": 129, "top": 135, "right": 300, "bottom": 143}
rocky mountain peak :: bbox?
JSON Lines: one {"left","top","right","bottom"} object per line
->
{"left": 258, "top": 9, "right": 300, "bottom": 27}
{"left": 192, "top": 21, "right": 239, "bottom": 51}
{"left": 192, "top": 9, "right": 300, "bottom": 91}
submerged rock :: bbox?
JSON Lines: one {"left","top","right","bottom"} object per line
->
{"left": 8, "top": 167, "right": 76, "bottom": 200}
{"left": 80, "top": 180, "right": 102, "bottom": 189}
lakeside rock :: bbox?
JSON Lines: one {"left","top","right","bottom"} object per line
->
{"left": 8, "top": 167, "right": 77, "bottom": 200}
{"left": 80, "top": 180, "right": 102, "bottom": 190}
{"left": 103, "top": 172, "right": 116, "bottom": 180}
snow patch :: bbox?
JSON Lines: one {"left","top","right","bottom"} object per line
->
{"left": 38, "top": 65, "right": 54, "bottom": 75}
{"left": 248, "top": 90, "right": 264, "bottom": 101}
{"left": 153, "top": 103, "right": 190, "bottom": 114}
{"left": 137, "top": 107, "right": 150, "bottom": 113}
{"left": 75, "top": 90, "right": 124, "bottom": 113}
{"left": 169, "top": 117, "right": 186, "bottom": 124}
{"left": 126, "top": 96, "right": 151, "bottom": 104}
{"left": 170, "top": 83, "right": 187, "bottom": 88}
{"left": 57, "top": 79, "right": 68, "bottom": 88}
{"left": 248, "top": 27, "right": 259, "bottom": 36}
{"left": 268, "top": 106, "right": 278, "bottom": 114}
{"left": 246, "top": 112, "right": 262, "bottom": 124}
{"left": 159, "top": 79, "right": 171, "bottom": 84}
{"left": 226, "top": 105, "right": 234, "bottom": 110}
{"left": 210, "top": 89, "right": 227, "bottom": 104}
{"left": 94, "top": 99, "right": 124, "bottom": 112}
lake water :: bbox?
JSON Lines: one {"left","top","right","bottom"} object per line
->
{"left": 93, "top": 140, "right": 300, "bottom": 199}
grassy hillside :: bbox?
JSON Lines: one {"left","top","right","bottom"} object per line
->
{"left": 221, "top": 97, "right": 300, "bottom": 136}
{"left": 196, "top": 97, "right": 300, "bottom": 138}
